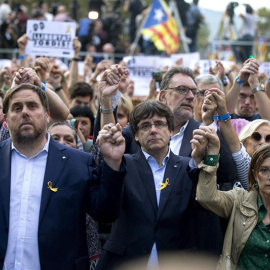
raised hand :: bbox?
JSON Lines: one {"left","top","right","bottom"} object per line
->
{"left": 209, "top": 60, "right": 226, "bottom": 80}
{"left": 201, "top": 90, "right": 218, "bottom": 126}
{"left": 49, "top": 65, "right": 64, "bottom": 89}
{"left": 73, "top": 37, "right": 81, "bottom": 58}
{"left": 99, "top": 64, "right": 129, "bottom": 98}
{"left": 96, "top": 123, "right": 125, "bottom": 171}
{"left": 199, "top": 126, "right": 220, "bottom": 155}
{"left": 191, "top": 128, "right": 208, "bottom": 166}
{"left": 205, "top": 88, "right": 228, "bottom": 116}
{"left": 17, "top": 34, "right": 28, "bottom": 54}
{"left": 237, "top": 58, "right": 259, "bottom": 82}
{"left": 34, "top": 56, "right": 49, "bottom": 82}
{"left": 14, "top": 67, "right": 42, "bottom": 88}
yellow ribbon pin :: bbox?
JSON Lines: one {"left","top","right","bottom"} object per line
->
{"left": 157, "top": 178, "right": 170, "bottom": 191}
{"left": 66, "top": 25, "right": 71, "bottom": 34}
{"left": 48, "top": 181, "right": 58, "bottom": 192}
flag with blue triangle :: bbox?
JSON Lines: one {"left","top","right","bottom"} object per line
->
{"left": 141, "top": 0, "right": 180, "bottom": 55}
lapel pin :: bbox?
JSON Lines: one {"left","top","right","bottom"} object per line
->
{"left": 174, "top": 165, "right": 177, "bottom": 168}
{"left": 47, "top": 181, "right": 58, "bottom": 192}
{"left": 157, "top": 178, "right": 170, "bottom": 191}
{"left": 62, "top": 156, "right": 66, "bottom": 159}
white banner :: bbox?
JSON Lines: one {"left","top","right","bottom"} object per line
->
{"left": 259, "top": 62, "right": 270, "bottom": 76}
{"left": 189, "top": 59, "right": 235, "bottom": 75}
{"left": 124, "top": 54, "right": 202, "bottom": 96}
{"left": 124, "top": 56, "right": 169, "bottom": 96}
{"left": 170, "top": 52, "right": 200, "bottom": 69}
{"left": 26, "top": 20, "right": 76, "bottom": 58}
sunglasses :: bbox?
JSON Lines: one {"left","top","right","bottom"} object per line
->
{"left": 251, "top": 132, "right": 270, "bottom": 143}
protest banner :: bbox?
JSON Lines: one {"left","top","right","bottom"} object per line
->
{"left": 124, "top": 56, "right": 173, "bottom": 96}
{"left": 25, "top": 20, "right": 76, "bottom": 58}
{"left": 170, "top": 52, "right": 200, "bottom": 69}
{"left": 124, "top": 53, "right": 203, "bottom": 96}
{"left": 259, "top": 62, "right": 270, "bottom": 76}
{"left": 0, "top": 60, "right": 11, "bottom": 69}
{"left": 189, "top": 59, "right": 235, "bottom": 75}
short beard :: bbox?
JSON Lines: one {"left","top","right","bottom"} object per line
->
{"left": 10, "top": 118, "right": 48, "bottom": 146}
{"left": 13, "top": 129, "right": 46, "bottom": 145}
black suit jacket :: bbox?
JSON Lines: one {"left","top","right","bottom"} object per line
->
{"left": 0, "top": 138, "right": 125, "bottom": 270}
{"left": 97, "top": 151, "right": 198, "bottom": 270}
{"left": 123, "top": 118, "right": 237, "bottom": 185}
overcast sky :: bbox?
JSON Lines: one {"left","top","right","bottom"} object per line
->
{"left": 185, "top": 0, "right": 266, "bottom": 12}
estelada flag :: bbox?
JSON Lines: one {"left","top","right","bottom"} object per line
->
{"left": 141, "top": 0, "right": 180, "bottom": 55}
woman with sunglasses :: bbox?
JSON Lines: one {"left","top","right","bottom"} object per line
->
{"left": 194, "top": 126, "right": 270, "bottom": 270}
{"left": 239, "top": 119, "right": 270, "bottom": 157}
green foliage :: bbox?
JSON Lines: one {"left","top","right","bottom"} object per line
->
{"left": 257, "top": 8, "right": 270, "bottom": 37}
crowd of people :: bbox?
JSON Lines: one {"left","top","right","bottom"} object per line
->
{"left": 0, "top": 1, "right": 269, "bottom": 270}
{"left": 0, "top": 0, "right": 209, "bottom": 57}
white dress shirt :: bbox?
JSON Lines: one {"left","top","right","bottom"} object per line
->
{"left": 170, "top": 120, "right": 189, "bottom": 155}
{"left": 142, "top": 150, "right": 170, "bottom": 269}
{"left": 4, "top": 136, "right": 50, "bottom": 270}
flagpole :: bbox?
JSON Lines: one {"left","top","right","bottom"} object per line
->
{"left": 168, "top": 0, "right": 190, "bottom": 53}
{"left": 130, "top": 4, "right": 153, "bottom": 55}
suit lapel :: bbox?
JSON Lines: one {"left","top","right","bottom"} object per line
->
{"left": 157, "top": 152, "right": 182, "bottom": 221}
{"left": 39, "top": 139, "right": 68, "bottom": 225}
{"left": 134, "top": 151, "right": 158, "bottom": 214}
{"left": 179, "top": 118, "right": 200, "bottom": 157}
{"left": 0, "top": 139, "right": 12, "bottom": 227}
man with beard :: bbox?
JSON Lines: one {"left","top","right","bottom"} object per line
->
{"left": 0, "top": 81, "right": 126, "bottom": 269}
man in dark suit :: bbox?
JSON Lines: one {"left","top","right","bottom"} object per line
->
{"left": 97, "top": 100, "right": 201, "bottom": 270}
{"left": 98, "top": 65, "right": 236, "bottom": 255}
{"left": 0, "top": 81, "right": 126, "bottom": 270}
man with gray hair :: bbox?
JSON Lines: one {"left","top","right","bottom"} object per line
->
{"left": 194, "top": 74, "right": 223, "bottom": 123}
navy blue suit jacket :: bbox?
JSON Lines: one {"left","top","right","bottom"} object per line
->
{"left": 0, "top": 138, "right": 125, "bottom": 270}
{"left": 97, "top": 151, "right": 198, "bottom": 270}
{"left": 123, "top": 118, "right": 237, "bottom": 185}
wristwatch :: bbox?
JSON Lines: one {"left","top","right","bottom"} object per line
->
{"left": 252, "top": 84, "right": 265, "bottom": 93}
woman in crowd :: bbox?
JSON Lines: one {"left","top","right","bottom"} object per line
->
{"left": 194, "top": 126, "right": 270, "bottom": 270}
{"left": 116, "top": 94, "right": 133, "bottom": 128}
{"left": 239, "top": 119, "right": 270, "bottom": 157}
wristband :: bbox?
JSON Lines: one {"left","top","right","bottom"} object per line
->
{"left": 218, "top": 113, "right": 231, "bottom": 121}
{"left": 221, "top": 76, "right": 228, "bottom": 86}
{"left": 213, "top": 113, "right": 231, "bottom": 122}
{"left": 61, "top": 77, "right": 66, "bottom": 83}
{"left": 41, "top": 82, "right": 46, "bottom": 91}
{"left": 18, "top": 55, "right": 26, "bottom": 60}
{"left": 226, "top": 70, "right": 232, "bottom": 76}
{"left": 54, "top": 86, "right": 63, "bottom": 92}
{"left": 72, "top": 57, "right": 80, "bottom": 62}
{"left": 204, "top": 154, "right": 220, "bottom": 166}
{"left": 1, "top": 86, "right": 8, "bottom": 91}
{"left": 235, "top": 76, "right": 245, "bottom": 86}
{"left": 100, "top": 108, "right": 113, "bottom": 114}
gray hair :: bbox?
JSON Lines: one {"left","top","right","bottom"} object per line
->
{"left": 195, "top": 74, "right": 224, "bottom": 91}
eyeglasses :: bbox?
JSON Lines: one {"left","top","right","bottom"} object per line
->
{"left": 251, "top": 132, "right": 270, "bottom": 143}
{"left": 167, "top": 85, "right": 197, "bottom": 96}
{"left": 138, "top": 120, "right": 168, "bottom": 131}
{"left": 196, "top": 89, "right": 207, "bottom": 97}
